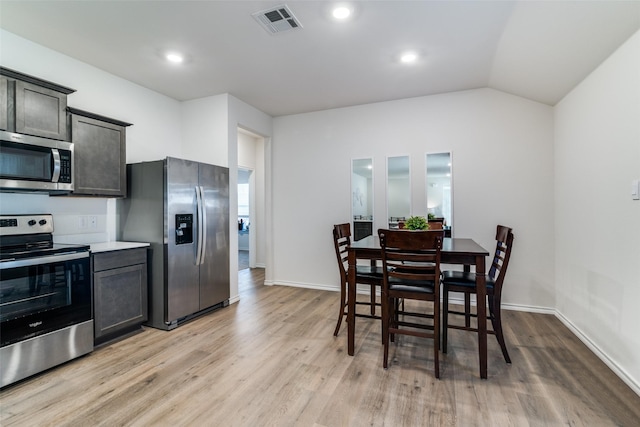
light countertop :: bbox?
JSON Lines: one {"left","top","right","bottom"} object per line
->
{"left": 90, "top": 241, "right": 150, "bottom": 253}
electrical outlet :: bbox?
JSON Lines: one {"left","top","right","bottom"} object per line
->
{"left": 78, "top": 216, "right": 87, "bottom": 229}
{"left": 89, "top": 216, "right": 97, "bottom": 229}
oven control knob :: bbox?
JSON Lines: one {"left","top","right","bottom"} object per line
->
{"left": 28, "top": 220, "right": 37, "bottom": 226}
{"left": 39, "top": 219, "right": 47, "bottom": 226}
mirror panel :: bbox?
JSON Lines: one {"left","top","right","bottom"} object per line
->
{"left": 387, "top": 155, "right": 410, "bottom": 229}
{"left": 352, "top": 158, "right": 373, "bottom": 241}
{"left": 426, "top": 152, "right": 452, "bottom": 234}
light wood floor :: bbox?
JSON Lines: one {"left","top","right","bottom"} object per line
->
{"left": 1, "top": 268, "right": 639, "bottom": 426}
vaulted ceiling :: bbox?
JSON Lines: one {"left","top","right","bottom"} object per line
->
{"left": 1, "top": 1, "right": 638, "bottom": 117}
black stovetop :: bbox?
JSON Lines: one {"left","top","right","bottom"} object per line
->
{"left": 0, "top": 214, "right": 89, "bottom": 261}
{"left": 0, "top": 240, "right": 90, "bottom": 261}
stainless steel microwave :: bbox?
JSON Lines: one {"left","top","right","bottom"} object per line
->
{"left": 0, "top": 130, "right": 74, "bottom": 193}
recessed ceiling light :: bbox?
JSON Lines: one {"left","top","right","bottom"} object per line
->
{"left": 400, "top": 52, "right": 418, "bottom": 64}
{"left": 166, "top": 53, "right": 184, "bottom": 64}
{"left": 332, "top": 6, "right": 351, "bottom": 20}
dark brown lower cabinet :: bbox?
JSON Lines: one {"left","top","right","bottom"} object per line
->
{"left": 93, "top": 248, "right": 148, "bottom": 345}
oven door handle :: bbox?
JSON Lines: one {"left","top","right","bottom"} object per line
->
{"left": 0, "top": 251, "right": 89, "bottom": 270}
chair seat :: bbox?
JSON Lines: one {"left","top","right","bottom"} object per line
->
{"left": 442, "top": 270, "right": 495, "bottom": 291}
{"left": 388, "top": 277, "right": 436, "bottom": 294}
{"left": 355, "top": 265, "right": 384, "bottom": 278}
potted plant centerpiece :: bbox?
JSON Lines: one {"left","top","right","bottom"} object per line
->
{"left": 404, "top": 215, "right": 429, "bottom": 230}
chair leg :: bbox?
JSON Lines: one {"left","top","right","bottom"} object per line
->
{"left": 370, "top": 284, "right": 376, "bottom": 316}
{"left": 390, "top": 297, "right": 397, "bottom": 343}
{"left": 382, "top": 294, "right": 390, "bottom": 369}
{"left": 442, "top": 286, "right": 449, "bottom": 354}
{"left": 464, "top": 292, "right": 471, "bottom": 327}
{"left": 489, "top": 296, "right": 511, "bottom": 364}
{"left": 434, "top": 298, "right": 440, "bottom": 379}
{"left": 333, "top": 281, "right": 347, "bottom": 336}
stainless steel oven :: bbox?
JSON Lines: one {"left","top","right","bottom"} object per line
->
{"left": 0, "top": 130, "right": 74, "bottom": 193}
{"left": 0, "top": 214, "right": 92, "bottom": 388}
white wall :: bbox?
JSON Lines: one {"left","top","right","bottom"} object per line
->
{"left": 0, "top": 30, "right": 182, "bottom": 242}
{"left": 554, "top": 30, "right": 640, "bottom": 394}
{"left": 181, "top": 94, "right": 229, "bottom": 167}
{"left": 182, "top": 94, "right": 272, "bottom": 302}
{"left": 272, "top": 88, "right": 555, "bottom": 309}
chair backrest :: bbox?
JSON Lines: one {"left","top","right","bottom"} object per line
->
{"left": 378, "top": 229, "right": 444, "bottom": 291}
{"left": 428, "top": 221, "right": 443, "bottom": 230}
{"left": 489, "top": 225, "right": 515, "bottom": 296}
{"left": 333, "top": 223, "right": 352, "bottom": 280}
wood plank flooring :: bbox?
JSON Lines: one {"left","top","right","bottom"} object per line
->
{"left": 1, "top": 268, "right": 639, "bottom": 426}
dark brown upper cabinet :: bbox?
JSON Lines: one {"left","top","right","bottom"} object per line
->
{"left": 0, "top": 67, "right": 75, "bottom": 141}
{"left": 67, "top": 107, "right": 132, "bottom": 197}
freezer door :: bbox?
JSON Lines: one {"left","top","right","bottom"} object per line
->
{"left": 166, "top": 157, "right": 200, "bottom": 322}
{"left": 199, "top": 162, "right": 230, "bottom": 309}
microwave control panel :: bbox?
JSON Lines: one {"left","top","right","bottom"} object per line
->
{"left": 58, "top": 149, "right": 72, "bottom": 183}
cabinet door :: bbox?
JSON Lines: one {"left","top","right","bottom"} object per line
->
{"left": 71, "top": 114, "right": 126, "bottom": 196}
{"left": 0, "top": 77, "right": 8, "bottom": 131}
{"left": 14, "top": 80, "right": 68, "bottom": 140}
{"left": 94, "top": 262, "right": 147, "bottom": 341}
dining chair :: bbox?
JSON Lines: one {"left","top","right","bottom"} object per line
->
{"left": 378, "top": 228, "right": 444, "bottom": 378}
{"left": 332, "top": 223, "right": 383, "bottom": 336}
{"left": 441, "top": 225, "right": 514, "bottom": 363}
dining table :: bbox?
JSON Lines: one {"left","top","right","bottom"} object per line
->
{"left": 347, "top": 234, "right": 491, "bottom": 379}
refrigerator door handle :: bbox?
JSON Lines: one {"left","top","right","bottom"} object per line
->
{"left": 200, "top": 186, "right": 207, "bottom": 264}
{"left": 195, "top": 185, "right": 204, "bottom": 265}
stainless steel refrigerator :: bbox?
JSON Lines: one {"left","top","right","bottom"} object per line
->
{"left": 117, "top": 157, "right": 230, "bottom": 330}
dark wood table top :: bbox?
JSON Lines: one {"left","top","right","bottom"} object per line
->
{"left": 351, "top": 235, "right": 489, "bottom": 258}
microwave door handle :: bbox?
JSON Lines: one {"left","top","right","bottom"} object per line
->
{"left": 195, "top": 186, "right": 204, "bottom": 265}
{"left": 51, "top": 149, "right": 61, "bottom": 183}
{"left": 200, "top": 186, "right": 207, "bottom": 265}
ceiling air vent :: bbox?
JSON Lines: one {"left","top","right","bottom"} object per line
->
{"left": 252, "top": 4, "right": 302, "bottom": 34}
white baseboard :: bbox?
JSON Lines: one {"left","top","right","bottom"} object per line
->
{"left": 554, "top": 310, "right": 640, "bottom": 397}
{"left": 228, "top": 294, "right": 240, "bottom": 305}
{"left": 272, "top": 280, "right": 337, "bottom": 293}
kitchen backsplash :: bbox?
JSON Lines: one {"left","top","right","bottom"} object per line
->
{"left": 0, "top": 193, "right": 111, "bottom": 243}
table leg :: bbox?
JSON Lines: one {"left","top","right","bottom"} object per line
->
{"left": 347, "top": 248, "right": 356, "bottom": 356}
{"left": 476, "top": 255, "right": 487, "bottom": 379}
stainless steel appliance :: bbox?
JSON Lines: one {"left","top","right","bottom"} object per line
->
{"left": 0, "top": 214, "right": 92, "bottom": 388}
{"left": 0, "top": 130, "right": 74, "bottom": 193}
{"left": 117, "top": 157, "right": 230, "bottom": 330}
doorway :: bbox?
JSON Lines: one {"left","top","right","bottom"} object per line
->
{"left": 238, "top": 168, "right": 251, "bottom": 271}
{"left": 237, "top": 127, "right": 265, "bottom": 276}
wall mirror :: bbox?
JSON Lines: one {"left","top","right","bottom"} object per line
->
{"left": 386, "top": 155, "right": 410, "bottom": 229}
{"left": 352, "top": 158, "right": 374, "bottom": 241}
{"left": 426, "top": 152, "right": 452, "bottom": 234}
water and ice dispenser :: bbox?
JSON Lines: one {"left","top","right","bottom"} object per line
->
{"left": 175, "top": 214, "right": 193, "bottom": 245}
